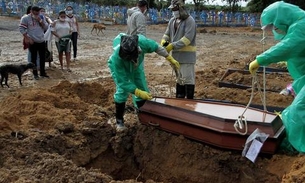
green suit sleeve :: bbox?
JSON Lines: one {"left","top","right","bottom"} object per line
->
{"left": 138, "top": 35, "right": 159, "bottom": 54}
{"left": 257, "top": 23, "right": 305, "bottom": 66}
{"left": 173, "top": 17, "right": 196, "bottom": 50}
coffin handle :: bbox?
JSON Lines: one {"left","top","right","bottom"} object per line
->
{"left": 148, "top": 121, "right": 160, "bottom": 127}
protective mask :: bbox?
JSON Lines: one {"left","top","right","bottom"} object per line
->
{"left": 40, "top": 12, "right": 45, "bottom": 16}
{"left": 173, "top": 10, "right": 180, "bottom": 18}
{"left": 59, "top": 17, "right": 65, "bottom": 22}
{"left": 272, "top": 28, "right": 285, "bottom": 40}
{"left": 66, "top": 10, "right": 73, "bottom": 15}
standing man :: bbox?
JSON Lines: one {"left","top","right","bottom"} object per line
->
{"left": 108, "top": 33, "right": 180, "bottom": 130}
{"left": 65, "top": 5, "right": 80, "bottom": 61}
{"left": 126, "top": 0, "right": 148, "bottom": 36}
{"left": 161, "top": 0, "right": 197, "bottom": 99}
{"left": 20, "top": 6, "right": 49, "bottom": 79}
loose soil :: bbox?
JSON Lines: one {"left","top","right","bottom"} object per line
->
{"left": 0, "top": 16, "right": 303, "bottom": 183}
{"left": 221, "top": 70, "right": 291, "bottom": 92}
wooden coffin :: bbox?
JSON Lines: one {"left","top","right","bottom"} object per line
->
{"left": 138, "top": 97, "right": 285, "bottom": 154}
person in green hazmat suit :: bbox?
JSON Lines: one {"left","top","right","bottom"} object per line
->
{"left": 249, "top": 1, "right": 305, "bottom": 152}
{"left": 108, "top": 33, "right": 180, "bottom": 130}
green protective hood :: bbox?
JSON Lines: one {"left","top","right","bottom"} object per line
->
{"left": 257, "top": 1, "right": 305, "bottom": 85}
{"left": 261, "top": 1, "right": 305, "bottom": 34}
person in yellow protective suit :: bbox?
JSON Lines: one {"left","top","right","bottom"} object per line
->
{"left": 108, "top": 33, "right": 180, "bottom": 130}
{"left": 249, "top": 1, "right": 305, "bottom": 152}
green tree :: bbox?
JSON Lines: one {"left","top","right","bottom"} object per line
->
{"left": 221, "top": 0, "right": 248, "bottom": 11}
{"left": 285, "top": 0, "right": 305, "bottom": 10}
{"left": 192, "top": 0, "right": 209, "bottom": 11}
{"left": 247, "top": 0, "right": 305, "bottom": 13}
{"left": 247, "top": 0, "right": 275, "bottom": 12}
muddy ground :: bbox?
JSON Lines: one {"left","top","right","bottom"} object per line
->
{"left": 0, "top": 15, "right": 303, "bottom": 183}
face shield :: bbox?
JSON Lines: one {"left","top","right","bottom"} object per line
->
{"left": 261, "top": 24, "right": 273, "bottom": 31}
{"left": 261, "top": 23, "right": 286, "bottom": 41}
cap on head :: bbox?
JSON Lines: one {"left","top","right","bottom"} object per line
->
{"left": 138, "top": 0, "right": 148, "bottom": 7}
{"left": 168, "top": 0, "right": 184, "bottom": 9}
{"left": 119, "top": 35, "right": 139, "bottom": 63}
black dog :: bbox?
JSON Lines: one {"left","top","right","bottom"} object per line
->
{"left": 0, "top": 62, "right": 35, "bottom": 88}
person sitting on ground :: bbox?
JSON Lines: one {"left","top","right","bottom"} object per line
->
{"left": 51, "top": 10, "right": 72, "bottom": 72}
{"left": 108, "top": 33, "right": 180, "bottom": 130}
{"left": 249, "top": 1, "right": 305, "bottom": 153}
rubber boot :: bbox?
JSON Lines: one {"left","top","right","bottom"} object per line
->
{"left": 136, "top": 100, "right": 146, "bottom": 109}
{"left": 176, "top": 83, "right": 186, "bottom": 98}
{"left": 186, "top": 84, "right": 195, "bottom": 99}
{"left": 115, "top": 102, "right": 126, "bottom": 130}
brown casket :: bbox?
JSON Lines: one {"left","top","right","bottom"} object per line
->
{"left": 138, "top": 97, "right": 285, "bottom": 154}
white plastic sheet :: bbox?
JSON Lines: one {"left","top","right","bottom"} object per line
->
{"left": 242, "top": 128, "right": 269, "bottom": 163}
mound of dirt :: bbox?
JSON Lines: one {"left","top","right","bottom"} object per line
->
{"left": 0, "top": 80, "right": 298, "bottom": 183}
